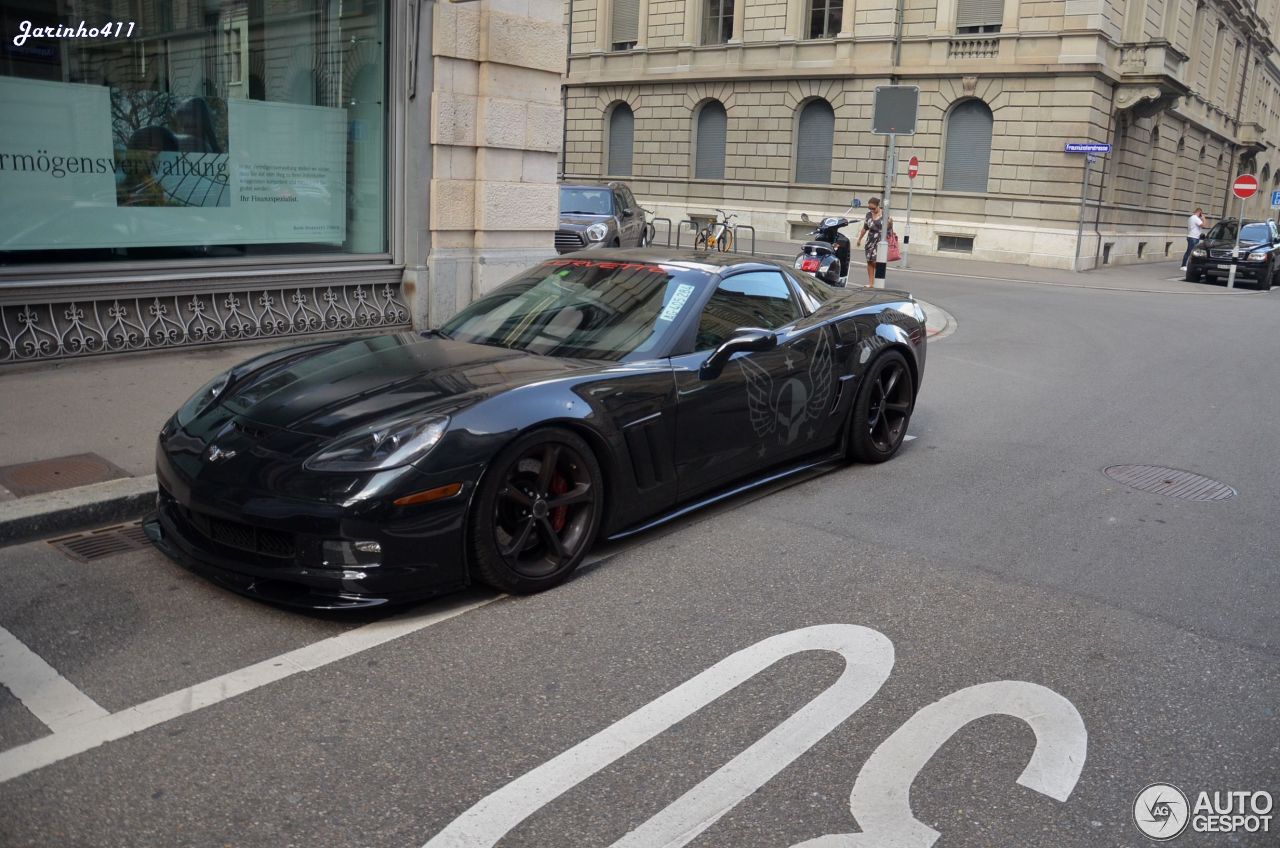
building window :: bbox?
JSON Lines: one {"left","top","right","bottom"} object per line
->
{"left": 794, "top": 99, "right": 834, "bottom": 184}
{"left": 612, "top": 0, "right": 640, "bottom": 50}
{"left": 694, "top": 101, "right": 727, "bottom": 180}
{"left": 942, "top": 100, "right": 993, "bottom": 192}
{"left": 955, "top": 0, "right": 1004, "bottom": 33}
{"left": 0, "top": 0, "right": 388, "bottom": 267}
{"left": 703, "top": 0, "right": 734, "bottom": 45}
{"left": 607, "top": 103, "right": 635, "bottom": 177}
{"left": 808, "top": 0, "right": 843, "bottom": 39}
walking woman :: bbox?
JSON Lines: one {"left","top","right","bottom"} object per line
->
{"left": 855, "top": 197, "right": 891, "bottom": 287}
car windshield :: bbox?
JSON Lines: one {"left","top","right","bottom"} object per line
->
{"left": 1208, "top": 221, "right": 1271, "bottom": 242}
{"left": 440, "top": 258, "right": 710, "bottom": 361}
{"left": 560, "top": 187, "right": 614, "bottom": 215}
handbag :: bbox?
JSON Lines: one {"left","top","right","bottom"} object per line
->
{"left": 887, "top": 232, "right": 902, "bottom": 262}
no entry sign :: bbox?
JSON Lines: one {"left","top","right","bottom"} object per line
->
{"left": 908, "top": 156, "right": 919, "bottom": 179}
{"left": 1233, "top": 174, "right": 1259, "bottom": 199}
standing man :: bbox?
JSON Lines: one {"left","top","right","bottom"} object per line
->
{"left": 1182, "top": 207, "right": 1207, "bottom": 271}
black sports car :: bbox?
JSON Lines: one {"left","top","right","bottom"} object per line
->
{"left": 148, "top": 251, "right": 926, "bottom": 608}
{"left": 1185, "top": 218, "right": 1280, "bottom": 290}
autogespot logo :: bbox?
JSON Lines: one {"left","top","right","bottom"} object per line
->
{"left": 1134, "top": 783, "right": 1190, "bottom": 840}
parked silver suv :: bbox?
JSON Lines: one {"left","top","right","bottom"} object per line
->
{"left": 555, "top": 182, "right": 648, "bottom": 253}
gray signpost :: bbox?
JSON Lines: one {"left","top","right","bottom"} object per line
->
{"left": 872, "top": 86, "right": 918, "bottom": 288}
{"left": 1064, "top": 142, "right": 1110, "bottom": 272}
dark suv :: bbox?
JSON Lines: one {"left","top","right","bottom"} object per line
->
{"left": 556, "top": 182, "right": 648, "bottom": 254}
{"left": 1186, "top": 218, "right": 1279, "bottom": 290}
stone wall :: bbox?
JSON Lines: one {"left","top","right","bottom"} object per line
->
{"left": 427, "top": 0, "right": 566, "bottom": 322}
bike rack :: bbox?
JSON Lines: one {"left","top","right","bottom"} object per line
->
{"left": 676, "top": 218, "right": 704, "bottom": 250}
{"left": 729, "top": 224, "right": 756, "bottom": 256}
{"left": 650, "top": 217, "right": 674, "bottom": 248}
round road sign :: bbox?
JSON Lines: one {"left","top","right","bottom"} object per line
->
{"left": 908, "top": 156, "right": 919, "bottom": 179}
{"left": 1233, "top": 174, "right": 1259, "bottom": 199}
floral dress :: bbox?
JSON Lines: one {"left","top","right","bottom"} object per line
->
{"left": 863, "top": 211, "right": 884, "bottom": 262}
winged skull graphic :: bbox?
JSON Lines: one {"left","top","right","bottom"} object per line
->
{"left": 739, "top": 329, "right": 834, "bottom": 445}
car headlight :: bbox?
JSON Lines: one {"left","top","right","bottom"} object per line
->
{"left": 304, "top": 415, "right": 449, "bottom": 472}
{"left": 1191, "top": 248, "right": 1207, "bottom": 258}
{"left": 1248, "top": 251, "right": 1268, "bottom": 262}
{"left": 175, "top": 370, "right": 232, "bottom": 427}
{"left": 585, "top": 223, "right": 609, "bottom": 242}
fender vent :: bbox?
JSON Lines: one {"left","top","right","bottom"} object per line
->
{"left": 49, "top": 521, "right": 151, "bottom": 563}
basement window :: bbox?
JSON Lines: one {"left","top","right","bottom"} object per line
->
{"left": 938, "top": 235, "right": 974, "bottom": 252}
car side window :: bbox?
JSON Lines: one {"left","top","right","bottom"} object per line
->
{"left": 694, "top": 271, "right": 802, "bottom": 351}
{"left": 613, "top": 189, "right": 628, "bottom": 215}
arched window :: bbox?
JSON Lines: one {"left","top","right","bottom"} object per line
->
{"left": 607, "top": 102, "right": 634, "bottom": 177}
{"left": 942, "top": 100, "right": 993, "bottom": 192}
{"left": 694, "top": 100, "right": 727, "bottom": 180}
{"left": 794, "top": 99, "right": 834, "bottom": 184}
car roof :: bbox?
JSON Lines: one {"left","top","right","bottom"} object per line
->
{"left": 558, "top": 247, "right": 787, "bottom": 273}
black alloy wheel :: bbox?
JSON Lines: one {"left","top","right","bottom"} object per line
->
{"left": 470, "top": 427, "right": 604, "bottom": 593}
{"left": 847, "top": 350, "right": 915, "bottom": 463}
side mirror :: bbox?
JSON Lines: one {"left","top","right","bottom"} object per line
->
{"left": 622, "top": 207, "right": 635, "bottom": 218}
{"left": 801, "top": 212, "right": 811, "bottom": 223}
{"left": 700, "top": 328, "right": 778, "bottom": 380}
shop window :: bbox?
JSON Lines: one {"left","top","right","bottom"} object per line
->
{"left": 942, "top": 100, "right": 993, "bottom": 192}
{"left": 956, "top": 0, "right": 1004, "bottom": 33}
{"left": 795, "top": 99, "right": 834, "bottom": 184}
{"left": 0, "top": 0, "right": 388, "bottom": 267}
{"left": 703, "top": 0, "right": 735, "bottom": 45}
{"left": 808, "top": 0, "right": 843, "bottom": 39}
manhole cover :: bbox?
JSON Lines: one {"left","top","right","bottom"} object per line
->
{"left": 0, "top": 453, "right": 130, "bottom": 497}
{"left": 48, "top": 521, "right": 151, "bottom": 563}
{"left": 1103, "top": 465, "right": 1236, "bottom": 501}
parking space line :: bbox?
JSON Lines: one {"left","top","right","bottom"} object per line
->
{"left": 0, "top": 592, "right": 499, "bottom": 785}
{"left": 0, "top": 625, "right": 110, "bottom": 733}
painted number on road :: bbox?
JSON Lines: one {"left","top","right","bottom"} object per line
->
{"left": 422, "top": 624, "right": 1087, "bottom": 847}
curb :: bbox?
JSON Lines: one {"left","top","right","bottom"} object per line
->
{"left": 0, "top": 475, "right": 157, "bottom": 547}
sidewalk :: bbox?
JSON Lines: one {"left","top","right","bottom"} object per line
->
{"left": 748, "top": 236, "right": 1258, "bottom": 295}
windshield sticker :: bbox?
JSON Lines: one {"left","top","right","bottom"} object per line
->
{"left": 658, "top": 283, "right": 696, "bottom": 323}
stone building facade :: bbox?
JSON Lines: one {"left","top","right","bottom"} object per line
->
{"left": 0, "top": 0, "right": 563, "bottom": 364}
{"left": 562, "top": 0, "right": 1280, "bottom": 268}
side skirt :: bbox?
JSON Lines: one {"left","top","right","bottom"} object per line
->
{"left": 606, "top": 453, "right": 845, "bottom": 542}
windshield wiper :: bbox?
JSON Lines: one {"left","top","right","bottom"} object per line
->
{"left": 421, "top": 328, "right": 452, "bottom": 339}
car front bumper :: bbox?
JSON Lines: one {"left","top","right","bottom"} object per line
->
{"left": 151, "top": 444, "right": 475, "bottom": 609}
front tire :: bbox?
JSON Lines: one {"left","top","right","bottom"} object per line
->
{"left": 1259, "top": 265, "right": 1274, "bottom": 291}
{"left": 1185, "top": 266, "right": 1202, "bottom": 282}
{"left": 469, "top": 428, "right": 604, "bottom": 593}
{"left": 846, "top": 350, "right": 915, "bottom": 463}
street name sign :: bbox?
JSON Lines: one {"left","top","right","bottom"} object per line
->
{"left": 1064, "top": 143, "right": 1112, "bottom": 153}
{"left": 1233, "top": 174, "right": 1259, "bottom": 199}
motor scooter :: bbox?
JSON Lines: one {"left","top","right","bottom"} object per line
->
{"left": 793, "top": 203, "right": 856, "bottom": 286}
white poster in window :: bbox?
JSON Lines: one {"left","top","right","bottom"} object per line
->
{"left": 0, "top": 76, "right": 347, "bottom": 251}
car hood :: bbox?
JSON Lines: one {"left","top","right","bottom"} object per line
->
{"left": 1202, "top": 237, "right": 1271, "bottom": 251}
{"left": 210, "top": 333, "right": 601, "bottom": 438}
{"left": 559, "top": 214, "right": 612, "bottom": 228}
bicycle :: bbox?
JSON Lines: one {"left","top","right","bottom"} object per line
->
{"left": 694, "top": 209, "right": 738, "bottom": 252}
{"left": 640, "top": 207, "right": 658, "bottom": 247}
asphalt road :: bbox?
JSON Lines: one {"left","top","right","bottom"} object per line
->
{"left": 2, "top": 268, "right": 1278, "bottom": 848}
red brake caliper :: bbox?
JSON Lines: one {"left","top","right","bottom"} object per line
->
{"left": 549, "top": 475, "right": 569, "bottom": 532}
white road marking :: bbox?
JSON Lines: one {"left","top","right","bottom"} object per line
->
{"left": 0, "top": 593, "right": 497, "bottom": 784}
{"left": 423, "top": 624, "right": 896, "bottom": 848}
{"left": 794, "top": 681, "right": 1087, "bottom": 847}
{"left": 423, "top": 627, "right": 1087, "bottom": 848}
{"left": 0, "top": 625, "right": 109, "bottom": 733}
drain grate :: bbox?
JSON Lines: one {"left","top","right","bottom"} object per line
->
{"left": 0, "top": 453, "right": 130, "bottom": 497}
{"left": 48, "top": 521, "right": 152, "bottom": 563}
{"left": 1104, "top": 465, "right": 1236, "bottom": 501}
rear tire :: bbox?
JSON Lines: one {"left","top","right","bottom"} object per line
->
{"left": 641, "top": 222, "right": 656, "bottom": 247}
{"left": 846, "top": 350, "right": 915, "bottom": 463}
{"left": 469, "top": 428, "right": 604, "bottom": 594}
